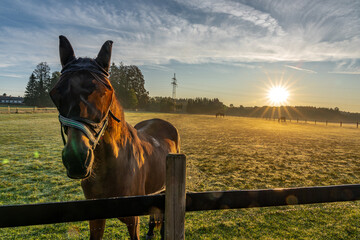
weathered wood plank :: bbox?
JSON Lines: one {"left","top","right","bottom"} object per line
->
{"left": 165, "top": 154, "right": 186, "bottom": 240}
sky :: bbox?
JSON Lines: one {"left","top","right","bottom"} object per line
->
{"left": 0, "top": 0, "right": 360, "bottom": 112}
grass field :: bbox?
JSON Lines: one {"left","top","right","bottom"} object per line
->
{"left": 1, "top": 112, "right": 360, "bottom": 239}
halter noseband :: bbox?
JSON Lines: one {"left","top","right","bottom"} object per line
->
{"left": 57, "top": 59, "right": 120, "bottom": 150}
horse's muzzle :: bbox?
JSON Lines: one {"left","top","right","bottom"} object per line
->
{"left": 62, "top": 146, "right": 94, "bottom": 179}
{"left": 66, "top": 170, "right": 91, "bottom": 179}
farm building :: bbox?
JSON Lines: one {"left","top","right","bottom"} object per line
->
{"left": 0, "top": 94, "right": 24, "bottom": 105}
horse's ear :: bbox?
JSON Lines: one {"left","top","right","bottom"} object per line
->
{"left": 59, "top": 35, "right": 76, "bottom": 67}
{"left": 96, "top": 40, "right": 113, "bottom": 72}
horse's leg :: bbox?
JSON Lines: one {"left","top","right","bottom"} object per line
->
{"left": 160, "top": 214, "right": 164, "bottom": 240}
{"left": 146, "top": 215, "right": 156, "bottom": 239}
{"left": 119, "top": 216, "right": 140, "bottom": 240}
{"left": 147, "top": 213, "right": 164, "bottom": 239}
{"left": 89, "top": 219, "right": 106, "bottom": 240}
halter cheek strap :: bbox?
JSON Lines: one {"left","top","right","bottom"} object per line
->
{"left": 59, "top": 115, "right": 109, "bottom": 150}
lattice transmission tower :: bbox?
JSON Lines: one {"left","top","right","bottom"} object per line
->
{"left": 171, "top": 73, "right": 177, "bottom": 99}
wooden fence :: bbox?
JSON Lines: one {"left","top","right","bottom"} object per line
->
{"left": 268, "top": 117, "right": 359, "bottom": 128}
{"left": 1, "top": 154, "right": 360, "bottom": 239}
{"left": 0, "top": 106, "right": 57, "bottom": 114}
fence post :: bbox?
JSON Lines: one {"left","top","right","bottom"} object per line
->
{"left": 326, "top": 120, "right": 328, "bottom": 126}
{"left": 8, "top": 106, "right": 10, "bottom": 114}
{"left": 315, "top": 120, "right": 316, "bottom": 125}
{"left": 340, "top": 122, "right": 342, "bottom": 127}
{"left": 165, "top": 154, "right": 186, "bottom": 240}
{"left": 297, "top": 118, "right": 299, "bottom": 123}
{"left": 357, "top": 122, "right": 359, "bottom": 128}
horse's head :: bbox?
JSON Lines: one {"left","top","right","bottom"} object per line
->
{"left": 50, "top": 36, "right": 118, "bottom": 179}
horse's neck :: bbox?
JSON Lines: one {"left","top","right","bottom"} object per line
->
{"left": 102, "top": 98, "right": 129, "bottom": 145}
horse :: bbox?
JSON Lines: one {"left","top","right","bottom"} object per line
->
{"left": 215, "top": 112, "right": 225, "bottom": 118}
{"left": 278, "top": 116, "right": 286, "bottom": 122}
{"left": 49, "top": 36, "right": 180, "bottom": 240}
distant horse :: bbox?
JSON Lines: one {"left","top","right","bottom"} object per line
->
{"left": 216, "top": 112, "right": 225, "bottom": 118}
{"left": 278, "top": 117, "right": 286, "bottom": 122}
{"left": 50, "top": 36, "right": 180, "bottom": 240}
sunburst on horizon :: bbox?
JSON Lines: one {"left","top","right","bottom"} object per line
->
{"left": 267, "top": 85, "right": 289, "bottom": 106}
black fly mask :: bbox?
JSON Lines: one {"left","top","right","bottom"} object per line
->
{"left": 50, "top": 57, "right": 120, "bottom": 150}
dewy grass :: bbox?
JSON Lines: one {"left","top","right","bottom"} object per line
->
{"left": 1, "top": 112, "right": 360, "bottom": 239}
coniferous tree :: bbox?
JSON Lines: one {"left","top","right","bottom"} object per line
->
{"left": 33, "top": 62, "right": 51, "bottom": 106}
{"left": 24, "top": 73, "right": 38, "bottom": 106}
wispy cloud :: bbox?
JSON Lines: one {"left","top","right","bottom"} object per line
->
{"left": 0, "top": 73, "right": 25, "bottom": 78}
{"left": 1, "top": 0, "right": 360, "bottom": 99}
{"left": 330, "top": 59, "right": 360, "bottom": 74}
{"left": 1, "top": 0, "right": 359, "bottom": 68}
{"left": 0, "top": 63, "right": 14, "bottom": 68}
{"left": 284, "top": 65, "right": 317, "bottom": 74}
{"left": 141, "top": 64, "right": 173, "bottom": 72}
{"left": 176, "top": 0, "right": 285, "bottom": 35}
{"left": 328, "top": 71, "right": 360, "bottom": 75}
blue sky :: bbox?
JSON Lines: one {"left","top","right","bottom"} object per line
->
{"left": 1, "top": 0, "right": 360, "bottom": 111}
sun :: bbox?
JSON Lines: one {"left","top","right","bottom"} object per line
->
{"left": 267, "top": 85, "right": 289, "bottom": 106}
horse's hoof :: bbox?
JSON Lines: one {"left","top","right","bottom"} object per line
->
{"left": 146, "top": 234, "right": 154, "bottom": 240}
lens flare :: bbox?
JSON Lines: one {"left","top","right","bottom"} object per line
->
{"left": 267, "top": 86, "right": 289, "bottom": 106}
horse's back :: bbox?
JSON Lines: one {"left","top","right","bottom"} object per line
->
{"left": 134, "top": 118, "right": 180, "bottom": 153}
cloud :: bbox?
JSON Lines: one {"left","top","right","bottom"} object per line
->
{"left": 176, "top": 0, "right": 285, "bottom": 35}
{"left": 1, "top": 0, "right": 360, "bottom": 68}
{"left": 0, "top": 63, "right": 14, "bottom": 68}
{"left": 328, "top": 71, "right": 360, "bottom": 75}
{"left": 284, "top": 65, "right": 317, "bottom": 74}
{"left": 141, "top": 64, "right": 173, "bottom": 72}
{"left": 330, "top": 59, "right": 360, "bottom": 74}
{"left": 0, "top": 73, "right": 24, "bottom": 78}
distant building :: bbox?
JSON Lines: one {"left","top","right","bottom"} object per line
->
{"left": 0, "top": 94, "right": 24, "bottom": 105}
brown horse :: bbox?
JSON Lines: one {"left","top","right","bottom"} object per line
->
{"left": 50, "top": 36, "right": 180, "bottom": 240}
{"left": 215, "top": 112, "right": 225, "bottom": 118}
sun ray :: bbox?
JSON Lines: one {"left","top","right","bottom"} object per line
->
{"left": 283, "top": 106, "right": 293, "bottom": 119}
{"left": 271, "top": 106, "right": 276, "bottom": 119}
{"left": 260, "top": 106, "right": 271, "bottom": 118}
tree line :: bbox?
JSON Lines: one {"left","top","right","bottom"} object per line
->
{"left": 24, "top": 62, "right": 151, "bottom": 109}
{"left": 24, "top": 62, "right": 359, "bottom": 122}
{"left": 24, "top": 61, "right": 226, "bottom": 113}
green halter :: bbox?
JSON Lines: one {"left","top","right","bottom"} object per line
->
{"left": 59, "top": 114, "right": 109, "bottom": 150}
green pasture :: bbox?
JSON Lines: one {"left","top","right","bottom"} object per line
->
{"left": 0, "top": 112, "right": 360, "bottom": 239}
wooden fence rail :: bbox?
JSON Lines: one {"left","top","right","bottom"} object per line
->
{"left": 0, "top": 106, "right": 57, "bottom": 114}
{"left": 1, "top": 184, "right": 360, "bottom": 228}
{"left": 0, "top": 194, "right": 165, "bottom": 228}
{"left": 268, "top": 117, "right": 359, "bottom": 128}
